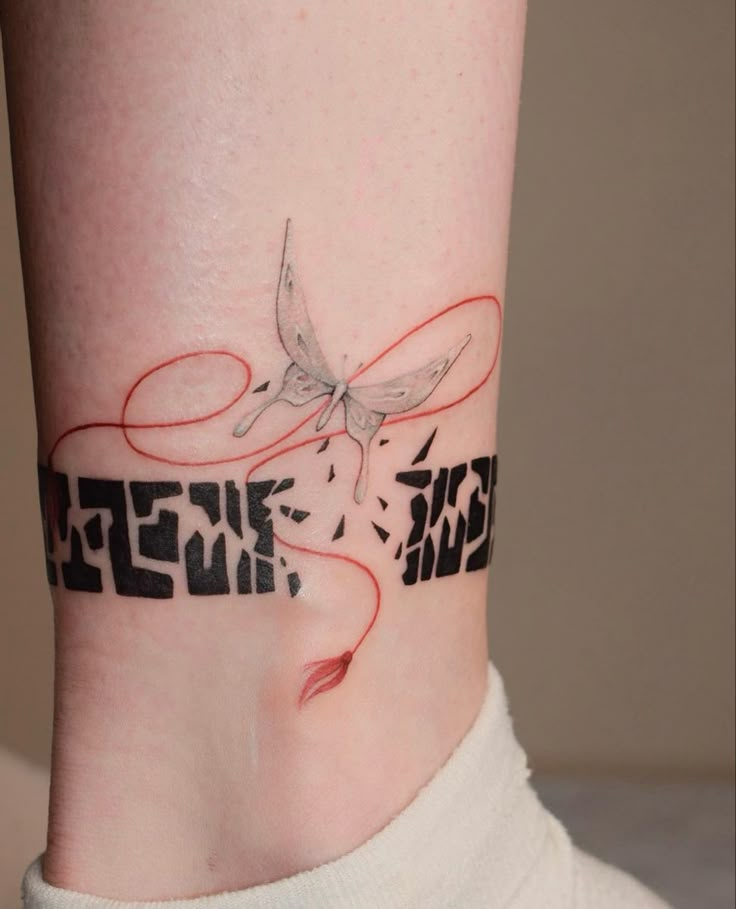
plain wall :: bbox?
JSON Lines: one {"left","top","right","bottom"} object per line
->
{"left": 1, "top": 0, "right": 734, "bottom": 775}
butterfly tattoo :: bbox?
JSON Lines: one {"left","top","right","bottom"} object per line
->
{"left": 233, "top": 221, "right": 472, "bottom": 503}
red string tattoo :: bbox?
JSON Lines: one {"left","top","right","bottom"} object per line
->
{"left": 45, "top": 295, "right": 502, "bottom": 708}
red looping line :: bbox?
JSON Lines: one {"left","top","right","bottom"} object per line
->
{"left": 47, "top": 295, "right": 502, "bottom": 699}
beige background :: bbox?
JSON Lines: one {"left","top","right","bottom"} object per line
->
{"left": 0, "top": 0, "right": 734, "bottom": 776}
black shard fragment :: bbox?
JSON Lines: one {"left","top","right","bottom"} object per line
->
{"left": 332, "top": 515, "right": 346, "bottom": 541}
{"left": 372, "top": 522, "right": 390, "bottom": 544}
{"left": 412, "top": 428, "right": 438, "bottom": 465}
{"left": 272, "top": 478, "right": 295, "bottom": 495}
{"left": 396, "top": 469, "right": 432, "bottom": 489}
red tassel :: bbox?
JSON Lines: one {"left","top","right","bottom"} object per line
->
{"left": 299, "top": 650, "right": 353, "bottom": 708}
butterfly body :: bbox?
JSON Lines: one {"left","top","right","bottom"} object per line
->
{"left": 233, "top": 221, "right": 471, "bottom": 503}
{"left": 317, "top": 381, "right": 349, "bottom": 431}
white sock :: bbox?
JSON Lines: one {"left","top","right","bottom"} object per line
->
{"left": 22, "top": 664, "right": 672, "bottom": 909}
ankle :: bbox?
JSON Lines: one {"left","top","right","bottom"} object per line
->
{"left": 44, "top": 589, "right": 488, "bottom": 899}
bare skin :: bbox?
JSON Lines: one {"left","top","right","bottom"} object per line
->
{"left": 1, "top": 1, "right": 526, "bottom": 899}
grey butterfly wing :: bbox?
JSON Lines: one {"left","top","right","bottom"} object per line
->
{"left": 344, "top": 334, "right": 471, "bottom": 501}
{"left": 344, "top": 396, "right": 385, "bottom": 503}
{"left": 233, "top": 221, "right": 336, "bottom": 437}
{"left": 347, "top": 334, "right": 471, "bottom": 415}
{"left": 234, "top": 363, "right": 333, "bottom": 437}
{"left": 276, "top": 220, "right": 338, "bottom": 387}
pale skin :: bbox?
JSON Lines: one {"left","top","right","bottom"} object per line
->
{"left": 1, "top": 1, "right": 526, "bottom": 900}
